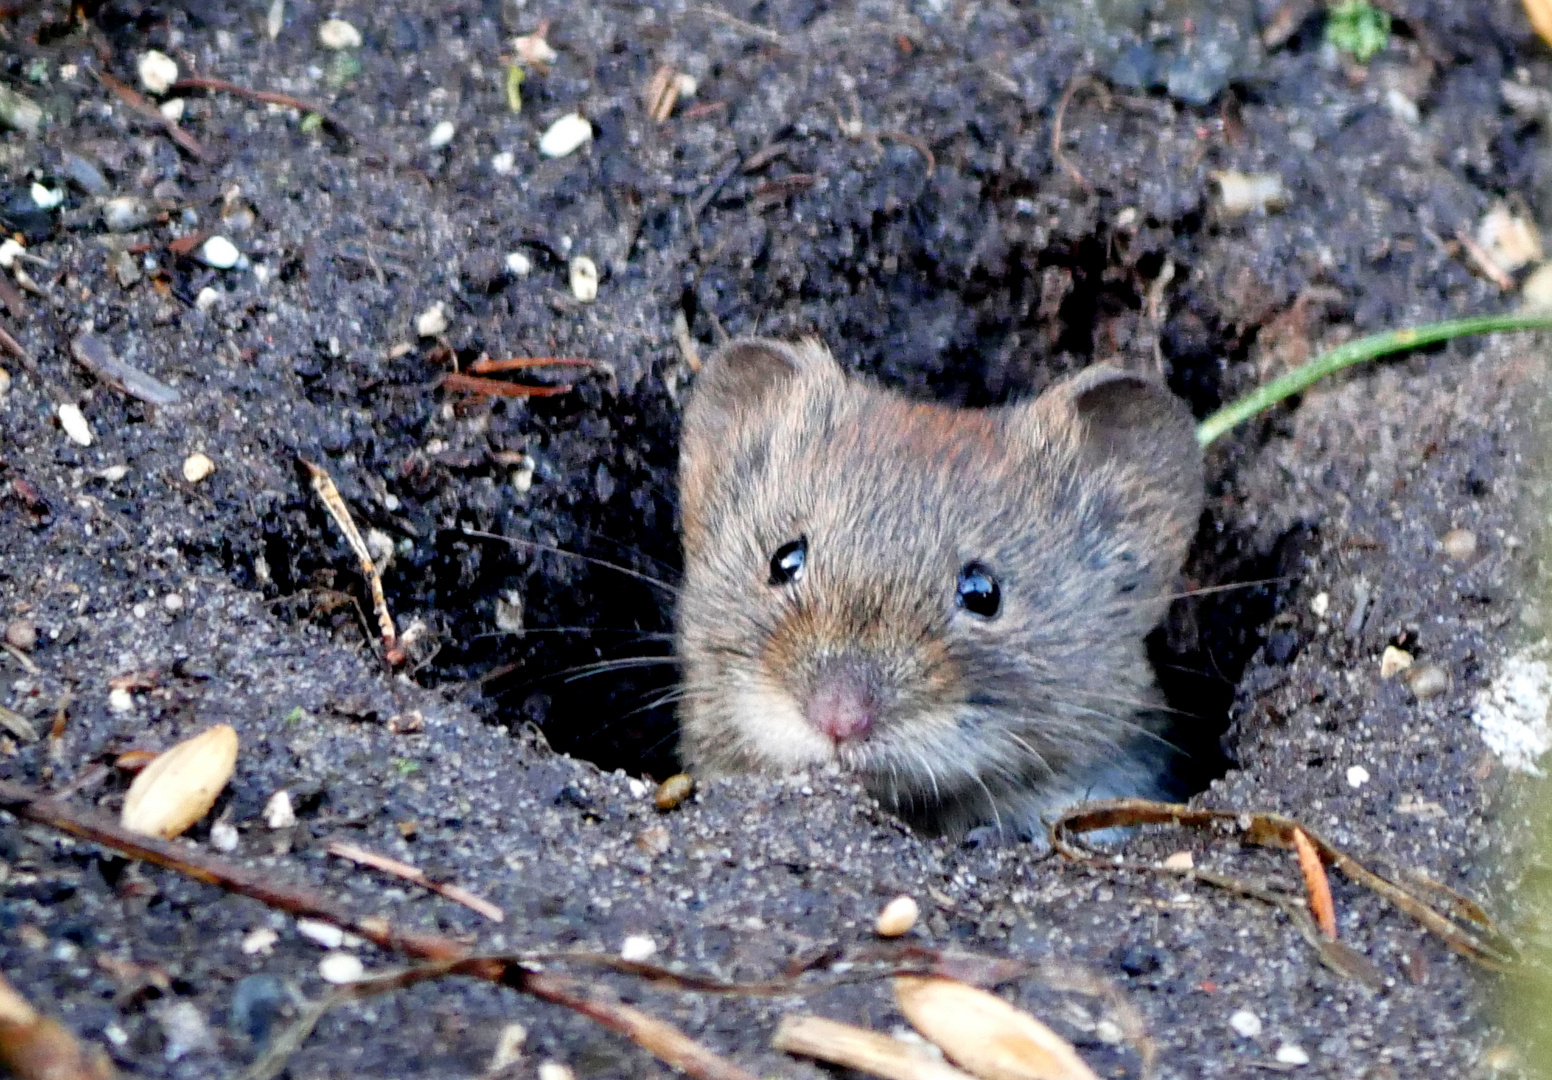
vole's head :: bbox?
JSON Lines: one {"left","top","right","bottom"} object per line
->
{"left": 674, "top": 338, "right": 1203, "bottom": 832}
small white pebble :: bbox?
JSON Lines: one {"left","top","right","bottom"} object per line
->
{"left": 108, "top": 686, "right": 134, "bottom": 713}
{"left": 875, "top": 894, "right": 919, "bottom": 937}
{"left": 1275, "top": 1044, "right": 1310, "bottom": 1066}
{"left": 627, "top": 777, "right": 649, "bottom": 799}
{"left": 416, "top": 303, "right": 448, "bottom": 338}
{"left": 491, "top": 150, "right": 516, "bottom": 175}
{"left": 158, "top": 97, "right": 185, "bottom": 122}
{"left": 537, "top": 1063, "right": 575, "bottom": 1080}
{"left": 1229, "top": 1009, "right": 1262, "bottom": 1038}
{"left": 0, "top": 239, "right": 21, "bottom": 268}
{"left": 512, "top": 31, "right": 558, "bottom": 65}
{"left": 539, "top": 112, "right": 592, "bottom": 158}
{"left": 620, "top": 934, "right": 657, "bottom": 962}
{"left": 100, "top": 464, "right": 130, "bottom": 482}
{"left": 428, "top": 120, "right": 456, "bottom": 148}
{"left": 58, "top": 402, "right": 93, "bottom": 446}
{"left": 318, "top": 18, "right": 362, "bottom": 50}
{"left": 1345, "top": 765, "right": 1370, "bottom": 788}
{"left": 264, "top": 789, "right": 297, "bottom": 829}
{"left": 569, "top": 255, "right": 598, "bottom": 301}
{"left": 1405, "top": 663, "right": 1450, "bottom": 700}
{"left": 182, "top": 452, "right": 215, "bottom": 483}
{"left": 1094, "top": 1020, "right": 1123, "bottom": 1045}
{"left": 1310, "top": 591, "right": 1330, "bottom": 619}
{"left": 488, "top": 1022, "right": 527, "bottom": 1072}
{"left": 137, "top": 50, "right": 179, "bottom": 95}
{"left": 199, "top": 235, "right": 241, "bottom": 269}
{"left": 30, "top": 183, "right": 63, "bottom": 211}
{"left": 675, "top": 73, "right": 699, "bottom": 98}
{"left": 163, "top": 593, "right": 185, "bottom": 613}
{"left": 1442, "top": 528, "right": 1478, "bottom": 560}
{"left": 504, "top": 250, "right": 532, "bottom": 277}
{"left": 241, "top": 927, "right": 278, "bottom": 956}
{"left": 1379, "top": 645, "right": 1412, "bottom": 679}
{"left": 297, "top": 918, "right": 346, "bottom": 949}
{"left": 132, "top": 603, "right": 148, "bottom": 619}
{"left": 209, "top": 819, "right": 238, "bottom": 851}
{"left": 1162, "top": 851, "right": 1194, "bottom": 871}
{"left": 1213, "top": 170, "right": 1286, "bottom": 215}
{"left": 195, "top": 286, "right": 220, "bottom": 312}
{"left": 318, "top": 952, "right": 365, "bottom": 984}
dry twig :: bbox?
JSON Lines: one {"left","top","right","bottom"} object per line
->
{"left": 96, "top": 71, "right": 210, "bottom": 160}
{"left": 1051, "top": 75, "right": 1107, "bottom": 193}
{"left": 301, "top": 459, "right": 400, "bottom": 663}
{"left": 441, "top": 372, "right": 574, "bottom": 398}
{"left": 170, "top": 75, "right": 353, "bottom": 141}
{"left": 326, "top": 839, "right": 505, "bottom": 923}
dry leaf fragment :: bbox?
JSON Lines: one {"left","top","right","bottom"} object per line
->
{"left": 774, "top": 1014, "right": 976, "bottom": 1080}
{"left": 1291, "top": 827, "right": 1337, "bottom": 938}
{"left": 120, "top": 724, "right": 239, "bottom": 838}
{"left": 893, "top": 977, "right": 1100, "bottom": 1080}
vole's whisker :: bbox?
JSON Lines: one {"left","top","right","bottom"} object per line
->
{"left": 461, "top": 525, "right": 680, "bottom": 595}
{"left": 475, "top": 627, "right": 675, "bottom": 640}
{"left": 555, "top": 656, "right": 682, "bottom": 682}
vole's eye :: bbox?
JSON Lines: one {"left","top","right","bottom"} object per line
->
{"left": 956, "top": 562, "right": 1000, "bottom": 618}
{"left": 769, "top": 536, "right": 807, "bottom": 585}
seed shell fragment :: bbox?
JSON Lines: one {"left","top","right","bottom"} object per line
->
{"left": 120, "top": 724, "right": 239, "bottom": 839}
{"left": 893, "top": 977, "right": 1100, "bottom": 1080}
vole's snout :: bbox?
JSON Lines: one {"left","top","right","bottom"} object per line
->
{"left": 804, "top": 657, "right": 884, "bottom": 744}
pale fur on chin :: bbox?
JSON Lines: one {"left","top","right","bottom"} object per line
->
{"left": 686, "top": 680, "right": 837, "bottom": 774}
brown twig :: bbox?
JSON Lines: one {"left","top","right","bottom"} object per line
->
{"left": 1051, "top": 75, "right": 1106, "bottom": 194}
{"left": 0, "top": 779, "right": 758, "bottom": 1080}
{"left": 326, "top": 839, "right": 505, "bottom": 923}
{"left": 170, "top": 75, "right": 353, "bottom": 141}
{"left": 1050, "top": 799, "right": 1516, "bottom": 973}
{"left": 1454, "top": 227, "right": 1515, "bottom": 291}
{"left": 466, "top": 356, "right": 601, "bottom": 374}
{"left": 299, "top": 460, "right": 400, "bottom": 663}
{"left": 96, "top": 71, "right": 210, "bottom": 161}
{"left": 441, "top": 372, "right": 574, "bottom": 398}
{"left": 774, "top": 1015, "right": 975, "bottom": 1080}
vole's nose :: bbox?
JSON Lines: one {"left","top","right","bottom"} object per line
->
{"left": 805, "top": 659, "right": 882, "bottom": 743}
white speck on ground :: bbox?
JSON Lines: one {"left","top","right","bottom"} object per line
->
{"left": 1472, "top": 640, "right": 1552, "bottom": 774}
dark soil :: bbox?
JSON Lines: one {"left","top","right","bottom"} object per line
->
{"left": 1, "top": 0, "right": 1549, "bottom": 1077}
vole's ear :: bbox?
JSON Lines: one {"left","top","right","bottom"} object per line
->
{"left": 687, "top": 337, "right": 837, "bottom": 424}
{"left": 1031, "top": 365, "right": 1204, "bottom": 534}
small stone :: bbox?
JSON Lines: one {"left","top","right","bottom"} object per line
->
{"left": 4, "top": 619, "right": 37, "bottom": 652}
{"left": 100, "top": 465, "right": 130, "bottom": 482}
{"left": 0, "top": 85, "right": 43, "bottom": 136}
{"left": 318, "top": 952, "right": 365, "bottom": 984}
{"left": 58, "top": 402, "right": 93, "bottom": 446}
{"left": 199, "top": 235, "right": 241, "bottom": 269}
{"left": 635, "top": 825, "right": 671, "bottom": 855}
{"left": 61, "top": 151, "right": 109, "bottom": 195}
{"left": 318, "top": 18, "right": 362, "bottom": 50}
{"left": 488, "top": 1023, "right": 527, "bottom": 1073}
{"left": 675, "top": 73, "right": 699, "bottom": 98}
{"left": 138, "top": 50, "right": 179, "bottom": 95}
{"left": 1229, "top": 1009, "right": 1262, "bottom": 1038}
{"left": 108, "top": 687, "right": 135, "bottom": 713}
{"left": 195, "top": 286, "right": 220, "bottom": 312}
{"left": 209, "top": 818, "right": 238, "bottom": 851}
{"left": 102, "top": 196, "right": 153, "bottom": 233}
{"left": 428, "top": 120, "right": 456, "bottom": 148}
{"left": 1521, "top": 261, "right": 1552, "bottom": 313}
{"left": 1477, "top": 204, "right": 1542, "bottom": 274}
{"left": 229, "top": 974, "right": 289, "bottom": 1045}
{"left": 1379, "top": 645, "right": 1413, "bottom": 679}
{"left": 1442, "top": 528, "right": 1477, "bottom": 561}
{"left": 655, "top": 773, "right": 694, "bottom": 811}
{"left": 1275, "top": 1044, "right": 1310, "bottom": 1066}
{"left": 1094, "top": 1020, "right": 1124, "bottom": 1045}
{"left": 113, "top": 249, "right": 142, "bottom": 287}
{"left": 264, "top": 789, "right": 297, "bottom": 829}
{"left": 491, "top": 150, "right": 516, "bottom": 175}
{"left": 182, "top": 452, "right": 215, "bottom": 483}
{"left": 537, "top": 1063, "right": 575, "bottom": 1080}
{"left": 0, "top": 368, "right": 10, "bottom": 398}
{"left": 1212, "top": 171, "right": 1286, "bottom": 215}
{"left": 1345, "top": 765, "right": 1370, "bottom": 788}
{"left": 494, "top": 591, "right": 524, "bottom": 634}
{"left": 29, "top": 183, "right": 63, "bottom": 211}
{"left": 240, "top": 927, "right": 278, "bottom": 956}
{"left": 504, "top": 250, "right": 532, "bottom": 277}
{"left": 0, "top": 240, "right": 24, "bottom": 271}
{"left": 1162, "top": 850, "right": 1194, "bottom": 870}
{"left": 569, "top": 255, "right": 598, "bottom": 301}
{"left": 158, "top": 97, "right": 186, "bottom": 122}
{"left": 1310, "top": 591, "right": 1330, "bottom": 619}
{"left": 1405, "top": 663, "right": 1450, "bottom": 700}
{"left": 513, "top": 30, "right": 558, "bottom": 65}
{"left": 296, "top": 918, "right": 346, "bottom": 949}
{"left": 875, "top": 894, "right": 919, "bottom": 937}
{"left": 163, "top": 593, "right": 184, "bottom": 613}
{"left": 620, "top": 934, "right": 657, "bottom": 962}
{"left": 416, "top": 302, "right": 448, "bottom": 337}
{"left": 539, "top": 112, "right": 592, "bottom": 158}
{"left": 155, "top": 999, "right": 215, "bottom": 1062}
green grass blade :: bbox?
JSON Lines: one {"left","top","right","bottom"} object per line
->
{"left": 1196, "top": 313, "right": 1552, "bottom": 447}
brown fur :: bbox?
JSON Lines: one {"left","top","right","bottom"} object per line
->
{"left": 675, "top": 338, "right": 1204, "bottom": 836}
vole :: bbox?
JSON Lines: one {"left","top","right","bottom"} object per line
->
{"left": 674, "top": 338, "right": 1204, "bottom": 837}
